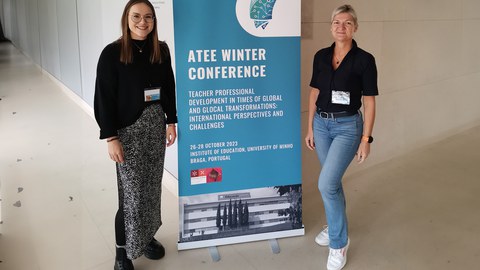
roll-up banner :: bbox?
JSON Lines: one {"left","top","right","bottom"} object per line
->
{"left": 174, "top": 0, "right": 303, "bottom": 250}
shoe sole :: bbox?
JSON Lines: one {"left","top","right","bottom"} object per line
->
{"left": 144, "top": 252, "right": 165, "bottom": 260}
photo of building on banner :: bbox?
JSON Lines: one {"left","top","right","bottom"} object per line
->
{"left": 179, "top": 185, "right": 302, "bottom": 248}
{"left": 173, "top": 0, "right": 302, "bottom": 250}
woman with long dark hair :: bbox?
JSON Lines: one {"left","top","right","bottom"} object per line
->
{"left": 94, "top": 1, "right": 177, "bottom": 269}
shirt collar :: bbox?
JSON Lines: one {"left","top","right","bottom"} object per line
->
{"left": 329, "top": 39, "right": 358, "bottom": 54}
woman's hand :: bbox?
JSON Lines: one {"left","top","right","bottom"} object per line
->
{"left": 305, "top": 130, "right": 315, "bottom": 150}
{"left": 107, "top": 138, "right": 124, "bottom": 163}
{"left": 306, "top": 88, "right": 319, "bottom": 151}
{"left": 166, "top": 124, "right": 177, "bottom": 147}
{"left": 356, "top": 141, "right": 370, "bottom": 164}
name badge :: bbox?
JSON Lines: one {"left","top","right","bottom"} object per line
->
{"left": 331, "top": 90, "right": 350, "bottom": 105}
{"left": 144, "top": 87, "right": 161, "bottom": 102}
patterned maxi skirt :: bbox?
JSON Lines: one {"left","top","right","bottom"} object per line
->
{"left": 116, "top": 103, "right": 166, "bottom": 260}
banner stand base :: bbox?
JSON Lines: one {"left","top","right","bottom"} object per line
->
{"left": 179, "top": 227, "right": 305, "bottom": 251}
{"left": 208, "top": 246, "right": 221, "bottom": 262}
{"left": 268, "top": 239, "right": 280, "bottom": 254}
{"left": 207, "top": 238, "right": 280, "bottom": 262}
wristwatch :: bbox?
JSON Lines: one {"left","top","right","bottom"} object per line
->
{"left": 361, "top": 135, "right": 374, "bottom": 143}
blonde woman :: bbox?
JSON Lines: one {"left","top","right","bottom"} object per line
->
{"left": 305, "top": 4, "right": 378, "bottom": 270}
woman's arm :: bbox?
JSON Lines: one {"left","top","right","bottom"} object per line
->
{"left": 357, "top": 95, "right": 376, "bottom": 163}
{"left": 305, "top": 87, "right": 320, "bottom": 150}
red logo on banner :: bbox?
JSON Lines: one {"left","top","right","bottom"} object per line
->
{"left": 190, "top": 168, "right": 222, "bottom": 185}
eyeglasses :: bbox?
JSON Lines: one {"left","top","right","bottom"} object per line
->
{"left": 130, "top": 13, "right": 155, "bottom": 23}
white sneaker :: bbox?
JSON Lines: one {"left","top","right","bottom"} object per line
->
{"left": 315, "top": 225, "right": 329, "bottom": 246}
{"left": 327, "top": 239, "right": 350, "bottom": 270}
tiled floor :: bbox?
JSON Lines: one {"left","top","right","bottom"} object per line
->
{"left": 1, "top": 41, "right": 480, "bottom": 270}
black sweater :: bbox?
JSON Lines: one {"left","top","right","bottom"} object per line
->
{"left": 94, "top": 40, "right": 177, "bottom": 139}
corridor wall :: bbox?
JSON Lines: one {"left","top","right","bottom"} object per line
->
{"left": 300, "top": 0, "right": 480, "bottom": 181}
{"left": 2, "top": 0, "right": 480, "bottom": 184}
{"left": 0, "top": 0, "right": 179, "bottom": 177}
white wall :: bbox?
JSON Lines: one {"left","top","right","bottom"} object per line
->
{"left": 0, "top": 0, "right": 123, "bottom": 103}
{"left": 2, "top": 0, "right": 480, "bottom": 184}
{"left": 77, "top": 0, "right": 125, "bottom": 106}
{"left": 0, "top": 0, "right": 178, "bottom": 177}
{"left": 301, "top": 0, "right": 480, "bottom": 182}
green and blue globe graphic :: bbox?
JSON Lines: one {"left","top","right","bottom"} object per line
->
{"left": 250, "top": 0, "right": 277, "bottom": 29}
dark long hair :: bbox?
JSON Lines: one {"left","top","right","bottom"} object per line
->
{"left": 119, "top": 0, "right": 162, "bottom": 64}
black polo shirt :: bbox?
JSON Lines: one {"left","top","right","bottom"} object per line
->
{"left": 310, "top": 40, "right": 378, "bottom": 112}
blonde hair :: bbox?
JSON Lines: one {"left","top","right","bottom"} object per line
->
{"left": 331, "top": 4, "right": 358, "bottom": 28}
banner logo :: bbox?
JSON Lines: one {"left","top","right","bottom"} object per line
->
{"left": 249, "top": 0, "right": 277, "bottom": 29}
{"left": 236, "top": 0, "right": 300, "bottom": 37}
{"left": 191, "top": 168, "right": 223, "bottom": 185}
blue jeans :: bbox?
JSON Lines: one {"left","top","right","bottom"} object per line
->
{"left": 313, "top": 111, "right": 363, "bottom": 249}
